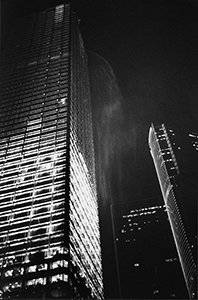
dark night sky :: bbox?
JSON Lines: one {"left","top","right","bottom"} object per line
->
{"left": 1, "top": 0, "right": 198, "bottom": 298}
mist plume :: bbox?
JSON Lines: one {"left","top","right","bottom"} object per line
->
{"left": 88, "top": 51, "right": 123, "bottom": 206}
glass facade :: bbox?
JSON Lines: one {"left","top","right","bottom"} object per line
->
{"left": 0, "top": 4, "right": 103, "bottom": 299}
{"left": 149, "top": 124, "right": 197, "bottom": 299}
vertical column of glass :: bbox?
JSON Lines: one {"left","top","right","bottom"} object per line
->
{"left": 69, "top": 11, "right": 103, "bottom": 299}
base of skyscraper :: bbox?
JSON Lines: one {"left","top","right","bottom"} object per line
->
{"left": 0, "top": 250, "right": 93, "bottom": 299}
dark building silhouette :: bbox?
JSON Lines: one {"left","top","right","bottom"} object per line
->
{"left": 0, "top": 4, "right": 103, "bottom": 299}
{"left": 111, "top": 197, "right": 188, "bottom": 299}
{"left": 149, "top": 123, "right": 197, "bottom": 299}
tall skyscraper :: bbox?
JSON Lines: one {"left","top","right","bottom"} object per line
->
{"left": 0, "top": 4, "right": 103, "bottom": 299}
{"left": 149, "top": 123, "right": 197, "bottom": 299}
{"left": 111, "top": 197, "right": 188, "bottom": 299}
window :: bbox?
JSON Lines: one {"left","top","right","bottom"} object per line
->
{"left": 51, "top": 260, "right": 68, "bottom": 269}
{"left": 27, "top": 277, "right": 46, "bottom": 285}
{"left": 51, "top": 274, "right": 68, "bottom": 283}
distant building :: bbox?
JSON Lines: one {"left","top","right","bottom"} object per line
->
{"left": 0, "top": 4, "right": 103, "bottom": 299}
{"left": 149, "top": 123, "right": 197, "bottom": 299}
{"left": 111, "top": 197, "right": 188, "bottom": 299}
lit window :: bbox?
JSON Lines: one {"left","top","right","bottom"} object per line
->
{"left": 28, "top": 265, "right": 37, "bottom": 272}
{"left": 27, "top": 277, "right": 46, "bottom": 286}
{"left": 165, "top": 258, "right": 177, "bottom": 263}
{"left": 11, "top": 281, "right": 22, "bottom": 289}
{"left": 59, "top": 97, "right": 66, "bottom": 105}
{"left": 35, "top": 277, "right": 46, "bottom": 285}
{"left": 51, "top": 274, "right": 68, "bottom": 282}
{"left": 4, "top": 269, "right": 13, "bottom": 277}
{"left": 3, "top": 285, "right": 10, "bottom": 292}
{"left": 27, "top": 279, "right": 35, "bottom": 286}
{"left": 51, "top": 260, "right": 68, "bottom": 269}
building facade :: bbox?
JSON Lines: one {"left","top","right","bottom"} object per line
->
{"left": 149, "top": 123, "right": 197, "bottom": 299}
{"left": 0, "top": 4, "right": 103, "bottom": 299}
{"left": 111, "top": 198, "right": 188, "bottom": 299}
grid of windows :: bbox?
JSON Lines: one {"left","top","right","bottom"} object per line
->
{"left": 0, "top": 3, "right": 69, "bottom": 266}
{"left": 0, "top": 4, "right": 103, "bottom": 299}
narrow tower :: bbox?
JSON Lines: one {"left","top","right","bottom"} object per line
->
{"left": 0, "top": 4, "right": 103, "bottom": 299}
{"left": 149, "top": 123, "right": 197, "bottom": 299}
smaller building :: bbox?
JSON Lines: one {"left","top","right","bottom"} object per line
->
{"left": 111, "top": 197, "right": 188, "bottom": 299}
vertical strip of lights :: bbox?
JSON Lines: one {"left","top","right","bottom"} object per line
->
{"left": 69, "top": 8, "right": 103, "bottom": 299}
{"left": 148, "top": 124, "right": 196, "bottom": 299}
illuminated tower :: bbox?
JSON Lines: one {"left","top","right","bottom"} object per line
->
{"left": 0, "top": 4, "right": 103, "bottom": 299}
{"left": 149, "top": 124, "right": 197, "bottom": 299}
